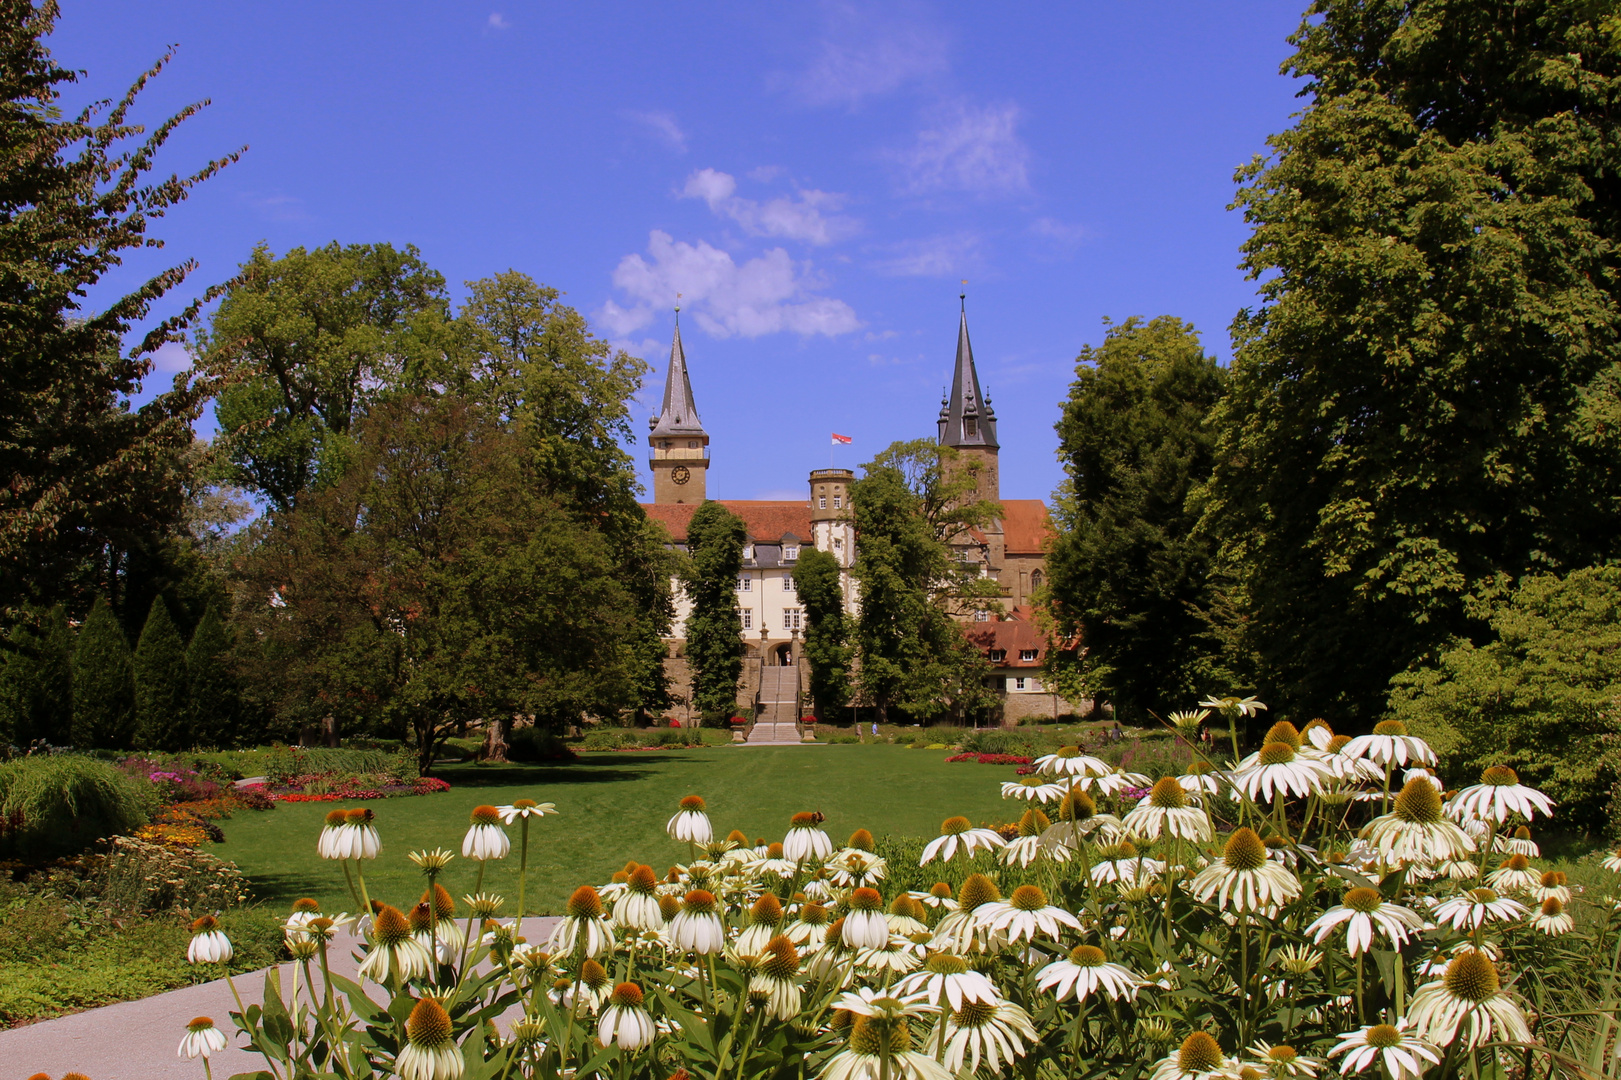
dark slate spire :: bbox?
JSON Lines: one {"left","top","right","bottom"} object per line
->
{"left": 938, "top": 298, "right": 998, "bottom": 449}
{"left": 649, "top": 317, "right": 706, "bottom": 438}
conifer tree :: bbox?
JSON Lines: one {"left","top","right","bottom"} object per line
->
{"left": 185, "top": 602, "right": 239, "bottom": 748}
{"left": 132, "top": 596, "right": 187, "bottom": 750}
{"left": 794, "top": 547, "right": 851, "bottom": 719}
{"left": 0, "top": 606, "right": 72, "bottom": 745}
{"left": 681, "top": 501, "right": 747, "bottom": 721}
{"left": 72, "top": 597, "right": 134, "bottom": 748}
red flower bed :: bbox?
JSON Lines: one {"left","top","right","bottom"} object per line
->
{"left": 946, "top": 753, "right": 1034, "bottom": 765}
{"left": 254, "top": 776, "right": 452, "bottom": 802}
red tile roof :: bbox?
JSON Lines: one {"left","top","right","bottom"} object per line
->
{"left": 1002, "top": 500, "right": 1053, "bottom": 555}
{"left": 963, "top": 606, "right": 1051, "bottom": 667}
{"left": 641, "top": 501, "right": 812, "bottom": 543}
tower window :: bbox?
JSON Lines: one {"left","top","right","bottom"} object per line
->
{"left": 833, "top": 495, "right": 842, "bottom": 509}
{"left": 965, "top": 418, "right": 978, "bottom": 438}
{"left": 688, "top": 440, "right": 697, "bottom": 448}
{"left": 819, "top": 496, "right": 827, "bottom": 509}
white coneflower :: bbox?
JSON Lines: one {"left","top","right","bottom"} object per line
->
{"left": 1247, "top": 1042, "right": 1318, "bottom": 1079}
{"left": 1328, "top": 1022, "right": 1441, "bottom": 1080}
{"left": 896, "top": 951, "right": 1001, "bottom": 1011}
{"left": 1431, "top": 888, "right": 1528, "bottom": 932}
{"left": 187, "top": 915, "right": 233, "bottom": 964}
{"left": 885, "top": 894, "right": 930, "bottom": 936}
{"left": 317, "top": 809, "right": 348, "bottom": 859}
{"left": 1361, "top": 778, "right": 1476, "bottom": 865}
{"left": 177, "top": 1016, "right": 227, "bottom": 1060}
{"left": 545, "top": 886, "right": 616, "bottom": 959}
{"left": 787, "top": 900, "right": 832, "bottom": 949}
{"left": 1041, "top": 787, "right": 1123, "bottom": 854}
{"left": 1497, "top": 825, "right": 1540, "bottom": 857}
{"left": 1090, "top": 768, "right": 1154, "bottom": 797}
{"left": 397, "top": 996, "right": 463, "bottom": 1080}
{"left": 1036, "top": 943, "right": 1146, "bottom": 1002}
{"left": 820, "top": 1013, "right": 951, "bottom": 1080}
{"left": 667, "top": 795, "right": 713, "bottom": 845}
{"left": 1276, "top": 944, "right": 1323, "bottom": 977}
{"left": 973, "top": 884, "right": 1082, "bottom": 944}
{"left": 920, "top": 815, "right": 1005, "bottom": 866}
{"left": 734, "top": 892, "right": 788, "bottom": 954}
{"left": 1416, "top": 940, "right": 1501, "bottom": 979}
{"left": 1301, "top": 719, "right": 1334, "bottom": 750}
{"left": 1233, "top": 742, "right": 1332, "bottom": 802}
{"left": 1033, "top": 745, "right": 1112, "bottom": 779}
{"left": 842, "top": 887, "right": 891, "bottom": 949}
{"left": 460, "top": 805, "right": 510, "bottom": 861}
{"left": 1304, "top": 887, "right": 1427, "bottom": 955}
{"left": 284, "top": 897, "right": 324, "bottom": 944}
{"left": 1449, "top": 765, "right": 1555, "bottom": 824}
{"left": 1485, "top": 853, "right": 1540, "bottom": 894}
{"left": 1001, "top": 808, "right": 1064, "bottom": 868}
{"left": 784, "top": 811, "right": 834, "bottom": 862}
{"left": 1200, "top": 693, "right": 1267, "bottom": 717}
{"left": 1091, "top": 841, "right": 1164, "bottom": 886}
{"left": 612, "top": 864, "right": 664, "bottom": 932}
{"left": 1190, "top": 828, "right": 1301, "bottom": 913}
{"left": 1434, "top": 859, "right": 1481, "bottom": 881}
{"left": 359, "top": 904, "right": 433, "bottom": 983}
{"left": 496, "top": 798, "right": 558, "bottom": 824}
{"left": 749, "top": 935, "right": 804, "bottom": 1020}
{"left": 595, "top": 982, "right": 654, "bottom": 1050}
{"left": 1533, "top": 870, "right": 1572, "bottom": 906}
{"left": 1407, "top": 947, "right": 1532, "bottom": 1050}
{"left": 826, "top": 848, "right": 887, "bottom": 888}
{"left": 1177, "top": 760, "right": 1225, "bottom": 796}
{"left": 930, "top": 873, "right": 1002, "bottom": 953}
{"left": 1148, "top": 1030, "right": 1240, "bottom": 1080}
{"left": 1341, "top": 720, "right": 1438, "bottom": 768}
{"left": 335, "top": 807, "right": 381, "bottom": 860}
{"left": 914, "top": 882, "right": 959, "bottom": 912}
{"left": 1531, "top": 895, "right": 1574, "bottom": 935}
{"left": 857, "top": 934, "right": 924, "bottom": 976}
{"left": 1122, "top": 777, "right": 1214, "bottom": 842}
{"left": 670, "top": 889, "right": 726, "bottom": 954}
{"left": 943, "top": 999, "right": 1039, "bottom": 1075}
{"left": 1001, "top": 775, "right": 1066, "bottom": 802}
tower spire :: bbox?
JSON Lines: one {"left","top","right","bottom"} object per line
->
{"left": 939, "top": 301, "right": 998, "bottom": 450}
{"left": 648, "top": 316, "right": 710, "bottom": 503}
{"left": 651, "top": 319, "right": 704, "bottom": 437}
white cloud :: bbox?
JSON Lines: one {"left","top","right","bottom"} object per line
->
{"left": 487, "top": 13, "right": 510, "bottom": 29}
{"left": 149, "top": 341, "right": 192, "bottom": 375}
{"left": 623, "top": 110, "right": 686, "bottom": 153}
{"left": 1030, "top": 217, "right": 1086, "bottom": 245}
{"left": 890, "top": 101, "right": 1030, "bottom": 196}
{"left": 607, "top": 229, "right": 861, "bottom": 339}
{"left": 679, "top": 168, "right": 857, "bottom": 246}
{"left": 869, "top": 233, "right": 981, "bottom": 277}
{"left": 794, "top": 3, "right": 949, "bottom": 107}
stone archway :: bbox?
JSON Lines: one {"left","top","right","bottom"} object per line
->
{"left": 775, "top": 643, "right": 794, "bottom": 666}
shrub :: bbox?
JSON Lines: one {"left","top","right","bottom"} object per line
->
{"left": 0, "top": 754, "right": 156, "bottom": 860}
{"left": 72, "top": 597, "right": 135, "bottom": 749}
{"left": 506, "top": 726, "right": 574, "bottom": 763}
{"left": 959, "top": 728, "right": 1056, "bottom": 756}
{"left": 185, "top": 603, "right": 241, "bottom": 748}
{"left": 0, "top": 605, "right": 73, "bottom": 747}
{"left": 260, "top": 746, "right": 404, "bottom": 784}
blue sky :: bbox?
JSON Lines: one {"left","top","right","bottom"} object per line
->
{"left": 56, "top": 1, "right": 1304, "bottom": 503}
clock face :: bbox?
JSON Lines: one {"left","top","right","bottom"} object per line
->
{"left": 671, "top": 465, "right": 691, "bottom": 485}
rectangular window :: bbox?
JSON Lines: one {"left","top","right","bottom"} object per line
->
{"left": 784, "top": 545, "right": 799, "bottom": 561}
{"left": 784, "top": 575, "right": 796, "bottom": 592}
{"left": 738, "top": 609, "right": 752, "bottom": 630}
{"left": 818, "top": 496, "right": 827, "bottom": 509}
{"left": 783, "top": 608, "right": 802, "bottom": 630}
{"left": 989, "top": 649, "right": 1006, "bottom": 663}
{"left": 974, "top": 610, "right": 989, "bottom": 622}
{"left": 743, "top": 544, "right": 754, "bottom": 561}
{"left": 1014, "top": 677, "right": 1026, "bottom": 691}
{"left": 738, "top": 576, "right": 751, "bottom": 592}
{"left": 1019, "top": 649, "right": 1038, "bottom": 661}
{"left": 965, "top": 417, "right": 978, "bottom": 438}
{"left": 833, "top": 495, "right": 842, "bottom": 509}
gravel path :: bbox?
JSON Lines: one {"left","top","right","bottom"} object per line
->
{"left": 1, "top": 917, "right": 559, "bottom": 1080}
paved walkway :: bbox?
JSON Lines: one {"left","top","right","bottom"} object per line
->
{"left": 1, "top": 917, "right": 558, "bottom": 1080}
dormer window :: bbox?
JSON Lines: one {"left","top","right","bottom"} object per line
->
{"left": 989, "top": 649, "right": 1006, "bottom": 662}
{"left": 1019, "top": 649, "right": 1038, "bottom": 662}
{"left": 965, "top": 417, "right": 978, "bottom": 438}
{"left": 784, "top": 545, "right": 799, "bottom": 561}
{"left": 743, "top": 544, "right": 755, "bottom": 561}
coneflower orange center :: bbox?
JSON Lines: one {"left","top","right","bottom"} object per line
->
{"left": 470, "top": 805, "right": 501, "bottom": 825}
{"left": 1542, "top": 896, "right": 1564, "bottom": 916}
{"left": 1481, "top": 765, "right": 1520, "bottom": 786}
{"left": 679, "top": 795, "right": 707, "bottom": 812}
{"left": 374, "top": 904, "right": 410, "bottom": 943}
{"left": 1364, "top": 1024, "right": 1402, "bottom": 1049}
{"left": 580, "top": 959, "right": 609, "bottom": 988}
{"left": 292, "top": 897, "right": 321, "bottom": 913}
{"left": 324, "top": 809, "right": 347, "bottom": 826}
{"left": 566, "top": 886, "right": 603, "bottom": 919}
{"left": 1443, "top": 950, "right": 1500, "bottom": 1002}
{"left": 406, "top": 997, "right": 452, "bottom": 1046}
{"left": 1257, "top": 742, "right": 1296, "bottom": 766}
{"left": 1069, "top": 944, "right": 1106, "bottom": 967}
{"left": 608, "top": 981, "right": 643, "bottom": 1007}
{"left": 940, "top": 815, "right": 972, "bottom": 835}
{"left": 926, "top": 952, "right": 969, "bottom": 974}
{"left": 849, "top": 887, "right": 883, "bottom": 911}
{"left": 1373, "top": 720, "right": 1409, "bottom": 737}
{"left": 848, "top": 828, "right": 875, "bottom": 851}
{"left": 750, "top": 894, "right": 784, "bottom": 924}
{"left": 762, "top": 936, "right": 800, "bottom": 977}
{"left": 1178, "top": 1032, "right": 1224, "bottom": 1073}
{"left": 1018, "top": 808, "right": 1050, "bottom": 836}
{"left": 683, "top": 889, "right": 717, "bottom": 914}
{"left": 929, "top": 882, "right": 953, "bottom": 898}
{"left": 1393, "top": 777, "right": 1444, "bottom": 824}
{"left": 1343, "top": 887, "right": 1383, "bottom": 913}
{"left": 800, "top": 902, "right": 829, "bottom": 924}
{"left": 1223, "top": 828, "right": 1267, "bottom": 872}
{"left": 1010, "top": 884, "right": 1048, "bottom": 911}
{"left": 187, "top": 1016, "right": 215, "bottom": 1031}
{"left": 1327, "top": 734, "right": 1352, "bottom": 753}
{"left": 1060, "top": 789, "right": 1096, "bottom": 822}
{"left": 1504, "top": 853, "right": 1530, "bottom": 871}
{"left": 1056, "top": 746, "right": 1080, "bottom": 758}
{"left": 1149, "top": 777, "right": 1189, "bottom": 809}
{"left": 190, "top": 915, "right": 219, "bottom": 933}
{"left": 957, "top": 873, "right": 1001, "bottom": 911}
{"left": 1263, "top": 721, "right": 1303, "bottom": 750}
{"left": 513, "top": 798, "right": 538, "bottom": 810}
{"left": 345, "top": 808, "right": 373, "bottom": 825}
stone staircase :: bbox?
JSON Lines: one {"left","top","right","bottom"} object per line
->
{"left": 748, "top": 666, "right": 807, "bottom": 744}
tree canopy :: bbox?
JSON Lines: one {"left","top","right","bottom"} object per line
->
{"left": 793, "top": 546, "right": 851, "bottom": 718}
{"left": 1202, "top": 0, "right": 1621, "bottom": 723}
{"left": 1046, "top": 316, "right": 1227, "bottom": 722}
{"left": 681, "top": 501, "right": 747, "bottom": 721}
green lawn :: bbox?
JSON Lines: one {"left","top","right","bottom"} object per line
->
{"left": 217, "top": 744, "right": 1021, "bottom": 916}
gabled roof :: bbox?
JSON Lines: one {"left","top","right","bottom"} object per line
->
{"left": 642, "top": 501, "right": 812, "bottom": 544}
{"left": 649, "top": 321, "right": 705, "bottom": 439}
{"left": 937, "top": 304, "right": 999, "bottom": 450}
{"left": 1002, "top": 500, "right": 1053, "bottom": 555}
{"left": 964, "top": 606, "right": 1050, "bottom": 666}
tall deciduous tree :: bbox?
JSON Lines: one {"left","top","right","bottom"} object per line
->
{"left": 132, "top": 595, "right": 187, "bottom": 750}
{"left": 793, "top": 547, "right": 851, "bottom": 718}
{"left": 240, "top": 396, "right": 649, "bottom": 773}
{"left": 201, "top": 242, "right": 450, "bottom": 511}
{"left": 1204, "top": 0, "right": 1621, "bottom": 724}
{"left": 0, "top": 1, "right": 237, "bottom": 613}
{"left": 72, "top": 596, "right": 133, "bottom": 748}
{"left": 681, "top": 501, "right": 747, "bottom": 721}
{"left": 1046, "top": 316, "right": 1227, "bottom": 722}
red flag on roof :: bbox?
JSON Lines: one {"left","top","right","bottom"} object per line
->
{"left": 831, "top": 433, "right": 852, "bottom": 444}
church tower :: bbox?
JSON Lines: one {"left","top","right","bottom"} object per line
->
{"left": 937, "top": 297, "right": 1001, "bottom": 506}
{"left": 648, "top": 317, "right": 710, "bottom": 503}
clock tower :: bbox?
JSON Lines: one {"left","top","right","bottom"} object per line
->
{"left": 648, "top": 317, "right": 710, "bottom": 503}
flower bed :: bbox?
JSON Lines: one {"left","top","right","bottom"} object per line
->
{"left": 945, "top": 751, "right": 1034, "bottom": 765}
{"left": 243, "top": 776, "right": 451, "bottom": 803}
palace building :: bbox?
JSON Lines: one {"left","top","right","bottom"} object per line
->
{"left": 640, "top": 306, "right": 1077, "bottom": 727}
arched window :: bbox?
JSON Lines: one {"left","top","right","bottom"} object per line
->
{"left": 1030, "top": 570, "right": 1044, "bottom": 592}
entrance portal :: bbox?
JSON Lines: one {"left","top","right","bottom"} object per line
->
{"left": 774, "top": 643, "right": 794, "bottom": 666}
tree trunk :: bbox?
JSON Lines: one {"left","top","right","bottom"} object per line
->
{"left": 481, "top": 716, "right": 512, "bottom": 762}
